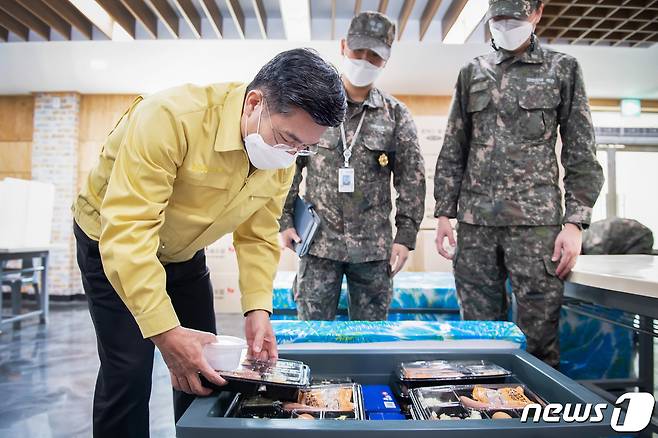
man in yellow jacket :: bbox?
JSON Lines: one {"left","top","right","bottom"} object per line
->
{"left": 72, "top": 48, "right": 346, "bottom": 437}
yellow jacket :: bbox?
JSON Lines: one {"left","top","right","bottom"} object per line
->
{"left": 73, "top": 82, "right": 294, "bottom": 338}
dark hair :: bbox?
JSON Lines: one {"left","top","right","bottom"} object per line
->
{"left": 247, "top": 48, "right": 346, "bottom": 128}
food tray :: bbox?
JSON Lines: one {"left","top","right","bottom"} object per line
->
{"left": 225, "top": 384, "right": 365, "bottom": 420}
{"left": 217, "top": 357, "right": 311, "bottom": 400}
{"left": 409, "top": 383, "right": 547, "bottom": 421}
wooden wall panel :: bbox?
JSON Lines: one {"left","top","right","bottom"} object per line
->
{"left": 0, "top": 172, "right": 31, "bottom": 179}
{"left": 0, "top": 96, "right": 34, "bottom": 180}
{"left": 0, "top": 141, "right": 32, "bottom": 172}
{"left": 78, "top": 94, "right": 138, "bottom": 189}
{"left": 590, "top": 98, "right": 658, "bottom": 113}
{"left": 0, "top": 96, "right": 34, "bottom": 141}
{"left": 395, "top": 95, "right": 452, "bottom": 116}
{"left": 79, "top": 94, "right": 138, "bottom": 141}
{"left": 395, "top": 96, "right": 658, "bottom": 116}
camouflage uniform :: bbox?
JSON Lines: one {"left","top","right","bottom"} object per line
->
{"left": 582, "top": 218, "right": 654, "bottom": 255}
{"left": 281, "top": 13, "right": 426, "bottom": 321}
{"left": 453, "top": 224, "right": 564, "bottom": 366}
{"left": 294, "top": 255, "right": 394, "bottom": 321}
{"left": 434, "top": 0, "right": 604, "bottom": 367}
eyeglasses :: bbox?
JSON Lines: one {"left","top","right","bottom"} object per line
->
{"left": 263, "top": 99, "right": 318, "bottom": 156}
{"left": 271, "top": 144, "right": 319, "bottom": 156}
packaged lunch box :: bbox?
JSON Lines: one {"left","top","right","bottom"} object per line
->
{"left": 224, "top": 394, "right": 288, "bottom": 419}
{"left": 395, "top": 360, "right": 513, "bottom": 396}
{"left": 226, "top": 383, "right": 365, "bottom": 420}
{"left": 398, "top": 360, "right": 512, "bottom": 383}
{"left": 409, "top": 383, "right": 547, "bottom": 421}
{"left": 210, "top": 357, "right": 311, "bottom": 400}
{"left": 282, "top": 383, "right": 365, "bottom": 420}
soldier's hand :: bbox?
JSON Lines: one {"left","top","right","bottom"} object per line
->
{"left": 435, "top": 216, "right": 456, "bottom": 260}
{"left": 390, "top": 244, "right": 410, "bottom": 276}
{"left": 552, "top": 223, "right": 583, "bottom": 279}
{"left": 280, "top": 228, "right": 301, "bottom": 251}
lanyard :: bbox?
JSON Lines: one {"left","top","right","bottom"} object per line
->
{"left": 339, "top": 109, "right": 367, "bottom": 168}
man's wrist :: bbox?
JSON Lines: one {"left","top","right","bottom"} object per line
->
{"left": 149, "top": 325, "right": 181, "bottom": 345}
{"left": 565, "top": 222, "right": 583, "bottom": 231}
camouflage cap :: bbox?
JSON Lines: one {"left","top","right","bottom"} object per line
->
{"left": 487, "top": 0, "right": 540, "bottom": 20}
{"left": 346, "top": 11, "right": 396, "bottom": 60}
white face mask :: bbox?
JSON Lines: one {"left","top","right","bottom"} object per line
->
{"left": 489, "top": 18, "right": 534, "bottom": 51}
{"left": 341, "top": 56, "right": 383, "bottom": 87}
{"left": 243, "top": 103, "right": 296, "bottom": 170}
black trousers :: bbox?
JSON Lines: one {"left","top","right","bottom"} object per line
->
{"left": 74, "top": 222, "right": 216, "bottom": 438}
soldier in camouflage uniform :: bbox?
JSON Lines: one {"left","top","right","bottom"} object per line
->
{"left": 280, "top": 12, "right": 425, "bottom": 321}
{"left": 434, "top": 0, "right": 604, "bottom": 367}
{"left": 582, "top": 217, "right": 654, "bottom": 255}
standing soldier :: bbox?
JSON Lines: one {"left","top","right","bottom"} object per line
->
{"left": 434, "top": 0, "right": 604, "bottom": 367}
{"left": 280, "top": 11, "right": 426, "bottom": 321}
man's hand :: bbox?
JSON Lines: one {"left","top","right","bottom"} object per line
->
{"left": 552, "top": 223, "right": 583, "bottom": 279}
{"left": 280, "top": 228, "right": 301, "bottom": 251}
{"left": 150, "top": 326, "right": 227, "bottom": 396}
{"left": 245, "top": 310, "right": 278, "bottom": 361}
{"left": 435, "top": 216, "right": 456, "bottom": 260}
{"left": 390, "top": 243, "right": 410, "bottom": 277}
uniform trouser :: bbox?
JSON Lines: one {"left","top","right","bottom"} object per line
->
{"left": 453, "top": 223, "right": 563, "bottom": 368}
{"left": 294, "top": 254, "right": 393, "bottom": 321}
{"left": 74, "top": 222, "right": 216, "bottom": 438}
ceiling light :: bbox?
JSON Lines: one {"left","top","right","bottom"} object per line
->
{"left": 68, "top": 0, "right": 133, "bottom": 40}
{"left": 443, "top": 0, "right": 488, "bottom": 44}
{"left": 280, "top": 0, "right": 311, "bottom": 41}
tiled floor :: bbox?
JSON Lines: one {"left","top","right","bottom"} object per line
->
{"left": 0, "top": 301, "right": 244, "bottom": 438}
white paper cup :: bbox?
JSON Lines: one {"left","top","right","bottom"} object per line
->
{"left": 203, "top": 335, "right": 247, "bottom": 371}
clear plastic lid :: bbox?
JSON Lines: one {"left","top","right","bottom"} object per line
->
{"left": 411, "top": 386, "right": 461, "bottom": 409}
{"left": 410, "top": 383, "right": 546, "bottom": 421}
{"left": 411, "top": 383, "right": 545, "bottom": 417}
{"left": 219, "top": 357, "right": 311, "bottom": 387}
{"left": 453, "top": 384, "right": 545, "bottom": 410}
{"left": 282, "top": 383, "right": 364, "bottom": 418}
{"left": 398, "top": 360, "right": 511, "bottom": 381}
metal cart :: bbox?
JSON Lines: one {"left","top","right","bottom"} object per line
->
{"left": 177, "top": 348, "right": 615, "bottom": 437}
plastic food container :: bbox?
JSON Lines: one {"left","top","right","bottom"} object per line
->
{"left": 395, "top": 360, "right": 512, "bottom": 395}
{"left": 398, "top": 360, "right": 512, "bottom": 382}
{"left": 225, "top": 394, "right": 288, "bottom": 419}
{"left": 219, "top": 358, "right": 311, "bottom": 400}
{"left": 283, "top": 383, "right": 365, "bottom": 420}
{"left": 225, "top": 384, "right": 365, "bottom": 420}
{"left": 410, "top": 383, "right": 547, "bottom": 421}
{"left": 203, "top": 336, "right": 247, "bottom": 371}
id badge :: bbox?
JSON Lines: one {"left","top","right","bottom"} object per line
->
{"left": 338, "top": 167, "right": 355, "bottom": 193}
